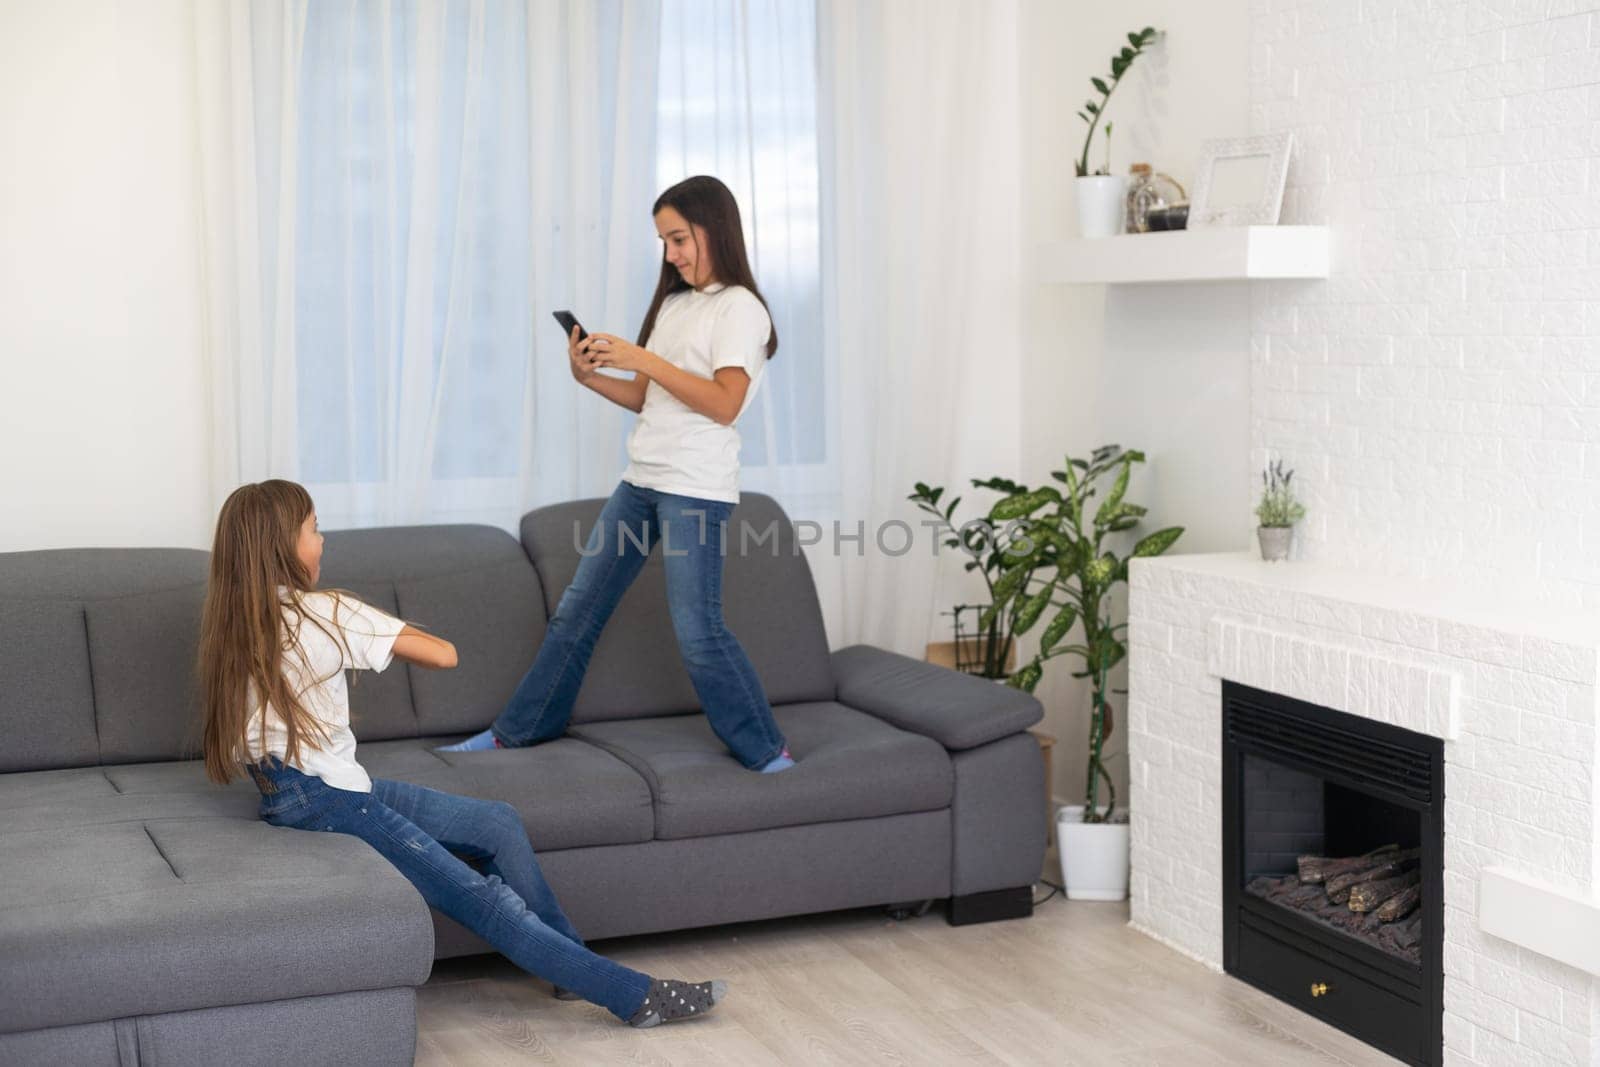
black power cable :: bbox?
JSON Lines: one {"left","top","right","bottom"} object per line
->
{"left": 1032, "top": 878, "right": 1066, "bottom": 906}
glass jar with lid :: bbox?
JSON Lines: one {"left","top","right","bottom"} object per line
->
{"left": 1124, "top": 163, "right": 1188, "bottom": 234}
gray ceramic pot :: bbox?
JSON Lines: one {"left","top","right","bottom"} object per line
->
{"left": 1257, "top": 525, "right": 1293, "bottom": 562}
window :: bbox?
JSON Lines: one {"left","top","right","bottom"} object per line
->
{"left": 287, "top": 0, "right": 825, "bottom": 522}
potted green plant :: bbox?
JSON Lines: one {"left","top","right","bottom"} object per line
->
{"left": 1074, "top": 27, "right": 1160, "bottom": 238}
{"left": 1255, "top": 458, "right": 1305, "bottom": 562}
{"left": 979, "top": 446, "right": 1182, "bottom": 900}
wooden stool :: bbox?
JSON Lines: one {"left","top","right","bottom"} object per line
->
{"left": 1032, "top": 730, "right": 1056, "bottom": 846}
{"left": 922, "top": 639, "right": 1016, "bottom": 674}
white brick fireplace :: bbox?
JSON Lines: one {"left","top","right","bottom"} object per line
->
{"left": 1127, "top": 553, "right": 1600, "bottom": 1065}
{"left": 1116, "top": 2, "right": 1600, "bottom": 1062}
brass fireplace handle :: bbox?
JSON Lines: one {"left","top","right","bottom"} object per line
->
{"left": 1310, "top": 982, "right": 1329, "bottom": 997}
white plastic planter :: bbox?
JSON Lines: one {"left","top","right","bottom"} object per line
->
{"left": 1074, "top": 175, "right": 1129, "bottom": 239}
{"left": 1057, "top": 804, "right": 1130, "bottom": 901}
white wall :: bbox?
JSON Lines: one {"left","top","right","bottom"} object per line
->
{"left": 0, "top": 0, "right": 210, "bottom": 552}
{"left": 1020, "top": 1, "right": 1252, "bottom": 806}
{"left": 1251, "top": 2, "right": 1600, "bottom": 614}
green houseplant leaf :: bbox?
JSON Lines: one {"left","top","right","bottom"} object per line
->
{"left": 1094, "top": 463, "right": 1131, "bottom": 525}
{"left": 989, "top": 487, "right": 1058, "bottom": 523}
{"left": 1039, "top": 605, "right": 1079, "bottom": 654}
{"left": 1012, "top": 586, "right": 1054, "bottom": 636}
{"left": 1132, "top": 526, "right": 1183, "bottom": 558}
{"left": 1007, "top": 662, "right": 1043, "bottom": 693}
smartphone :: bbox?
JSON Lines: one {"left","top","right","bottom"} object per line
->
{"left": 552, "top": 310, "right": 588, "bottom": 342}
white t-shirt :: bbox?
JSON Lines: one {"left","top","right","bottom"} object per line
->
{"left": 620, "top": 282, "right": 772, "bottom": 503}
{"left": 242, "top": 591, "right": 405, "bottom": 793}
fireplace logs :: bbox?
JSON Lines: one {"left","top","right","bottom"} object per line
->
{"left": 1349, "top": 871, "right": 1421, "bottom": 913}
{"left": 1247, "top": 849, "right": 1426, "bottom": 966}
{"left": 1375, "top": 883, "right": 1422, "bottom": 923}
{"left": 1295, "top": 843, "right": 1398, "bottom": 885}
{"left": 1381, "top": 914, "right": 1423, "bottom": 952}
{"left": 1329, "top": 854, "right": 1417, "bottom": 903}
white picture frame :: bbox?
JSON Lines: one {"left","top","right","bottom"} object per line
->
{"left": 1188, "top": 132, "right": 1294, "bottom": 229}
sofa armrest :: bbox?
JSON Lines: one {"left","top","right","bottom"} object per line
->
{"left": 831, "top": 644, "right": 1043, "bottom": 750}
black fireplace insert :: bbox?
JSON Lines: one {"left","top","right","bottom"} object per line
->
{"left": 1222, "top": 680, "right": 1443, "bottom": 1067}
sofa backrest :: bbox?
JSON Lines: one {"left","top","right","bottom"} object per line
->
{"left": 316, "top": 524, "right": 547, "bottom": 739}
{"left": 519, "top": 491, "right": 835, "bottom": 723}
{"left": 0, "top": 548, "right": 209, "bottom": 772}
{"left": 0, "top": 525, "right": 545, "bottom": 772}
{"left": 0, "top": 495, "right": 831, "bottom": 769}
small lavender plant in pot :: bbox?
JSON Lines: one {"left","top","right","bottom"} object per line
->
{"left": 1255, "top": 459, "right": 1306, "bottom": 562}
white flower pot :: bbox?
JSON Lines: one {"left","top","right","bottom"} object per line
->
{"left": 1056, "top": 804, "right": 1130, "bottom": 901}
{"left": 1075, "top": 175, "right": 1129, "bottom": 239}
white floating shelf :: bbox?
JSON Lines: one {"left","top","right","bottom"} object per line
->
{"left": 1036, "top": 225, "right": 1329, "bottom": 285}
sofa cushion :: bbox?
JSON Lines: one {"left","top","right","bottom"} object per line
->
{"left": 0, "top": 600, "right": 99, "bottom": 772}
{"left": 570, "top": 702, "right": 952, "bottom": 839}
{"left": 0, "top": 766, "right": 117, "bottom": 808}
{"left": 0, "top": 812, "right": 432, "bottom": 1034}
{"left": 320, "top": 525, "right": 547, "bottom": 738}
{"left": 358, "top": 738, "right": 655, "bottom": 850}
{"left": 99, "top": 760, "right": 261, "bottom": 797}
{"left": 520, "top": 492, "right": 835, "bottom": 724}
{"left": 0, "top": 768, "right": 260, "bottom": 834}
{"left": 0, "top": 548, "right": 208, "bottom": 772}
{"left": 87, "top": 580, "right": 208, "bottom": 763}
{"left": 0, "top": 739, "right": 654, "bottom": 851}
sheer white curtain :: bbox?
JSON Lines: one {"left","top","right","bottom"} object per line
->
{"left": 815, "top": 0, "right": 1023, "bottom": 653}
{"left": 195, "top": 0, "right": 665, "bottom": 530}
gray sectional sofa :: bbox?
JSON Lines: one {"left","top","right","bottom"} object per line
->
{"left": 0, "top": 493, "right": 1046, "bottom": 1065}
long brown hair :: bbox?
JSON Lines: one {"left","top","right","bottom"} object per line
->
{"left": 198, "top": 479, "right": 348, "bottom": 785}
{"left": 635, "top": 175, "right": 778, "bottom": 359}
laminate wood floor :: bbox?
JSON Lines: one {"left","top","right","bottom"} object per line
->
{"left": 414, "top": 894, "right": 1401, "bottom": 1066}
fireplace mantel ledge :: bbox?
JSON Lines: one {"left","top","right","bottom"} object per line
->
{"left": 1130, "top": 551, "right": 1600, "bottom": 650}
{"left": 1480, "top": 867, "right": 1600, "bottom": 978}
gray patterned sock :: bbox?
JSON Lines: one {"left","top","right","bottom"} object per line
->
{"left": 628, "top": 978, "right": 728, "bottom": 1028}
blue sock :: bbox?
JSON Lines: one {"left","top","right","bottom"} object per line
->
{"left": 437, "top": 729, "right": 500, "bottom": 752}
{"left": 758, "top": 748, "right": 794, "bottom": 774}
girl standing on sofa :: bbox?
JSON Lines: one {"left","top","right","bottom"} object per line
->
{"left": 198, "top": 479, "right": 725, "bottom": 1028}
{"left": 442, "top": 175, "right": 792, "bottom": 773}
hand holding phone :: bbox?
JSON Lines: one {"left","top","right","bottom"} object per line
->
{"left": 552, "top": 310, "right": 588, "bottom": 342}
{"left": 554, "top": 310, "right": 599, "bottom": 383}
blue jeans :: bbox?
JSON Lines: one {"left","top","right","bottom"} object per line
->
{"left": 492, "top": 480, "right": 787, "bottom": 769}
{"left": 250, "top": 760, "right": 651, "bottom": 1021}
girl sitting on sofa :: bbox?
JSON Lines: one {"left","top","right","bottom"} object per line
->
{"left": 441, "top": 175, "right": 792, "bottom": 773}
{"left": 198, "top": 478, "right": 724, "bottom": 1028}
